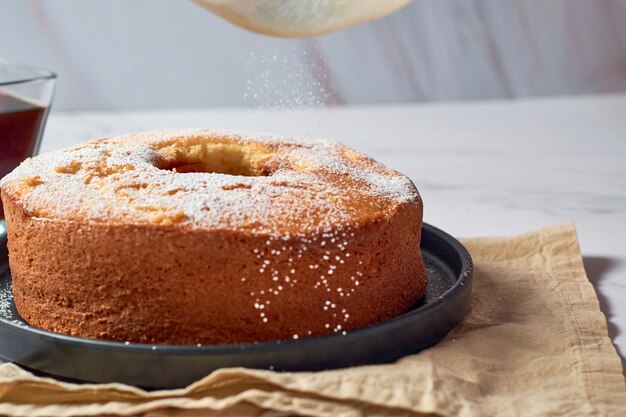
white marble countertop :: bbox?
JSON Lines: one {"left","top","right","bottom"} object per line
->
{"left": 38, "top": 94, "right": 626, "bottom": 365}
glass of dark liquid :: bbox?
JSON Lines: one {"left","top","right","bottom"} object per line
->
{"left": 0, "top": 58, "right": 56, "bottom": 238}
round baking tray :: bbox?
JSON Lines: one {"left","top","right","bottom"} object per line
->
{"left": 0, "top": 223, "right": 472, "bottom": 389}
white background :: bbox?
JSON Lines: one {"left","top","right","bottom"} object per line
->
{"left": 1, "top": 0, "right": 626, "bottom": 110}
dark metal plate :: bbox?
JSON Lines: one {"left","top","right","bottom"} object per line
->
{"left": 0, "top": 223, "right": 472, "bottom": 389}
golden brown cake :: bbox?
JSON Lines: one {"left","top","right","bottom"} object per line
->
{"left": 0, "top": 129, "right": 427, "bottom": 345}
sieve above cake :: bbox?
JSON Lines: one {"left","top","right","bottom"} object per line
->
{"left": 0, "top": 129, "right": 427, "bottom": 345}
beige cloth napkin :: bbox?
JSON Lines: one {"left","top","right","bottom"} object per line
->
{"left": 0, "top": 223, "right": 624, "bottom": 417}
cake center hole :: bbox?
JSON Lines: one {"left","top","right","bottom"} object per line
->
{"left": 156, "top": 142, "right": 271, "bottom": 176}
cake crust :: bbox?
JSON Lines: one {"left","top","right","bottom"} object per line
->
{"left": 0, "top": 129, "right": 427, "bottom": 344}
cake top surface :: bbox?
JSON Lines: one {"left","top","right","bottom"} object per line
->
{"left": 0, "top": 129, "right": 420, "bottom": 236}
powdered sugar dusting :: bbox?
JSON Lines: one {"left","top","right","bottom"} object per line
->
{"left": 1, "top": 129, "right": 419, "bottom": 237}
{"left": 243, "top": 48, "right": 331, "bottom": 108}
{"left": 0, "top": 129, "right": 425, "bottom": 341}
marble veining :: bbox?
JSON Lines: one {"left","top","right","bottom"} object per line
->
{"left": 1, "top": 1, "right": 626, "bottom": 110}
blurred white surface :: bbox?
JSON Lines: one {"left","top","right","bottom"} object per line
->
{"left": 1, "top": 0, "right": 626, "bottom": 110}
{"left": 39, "top": 94, "right": 626, "bottom": 364}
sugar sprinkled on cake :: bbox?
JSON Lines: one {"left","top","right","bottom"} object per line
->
{"left": 1, "top": 129, "right": 419, "bottom": 237}
{"left": 0, "top": 129, "right": 423, "bottom": 341}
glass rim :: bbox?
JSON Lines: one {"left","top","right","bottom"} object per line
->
{"left": 0, "top": 57, "right": 56, "bottom": 87}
